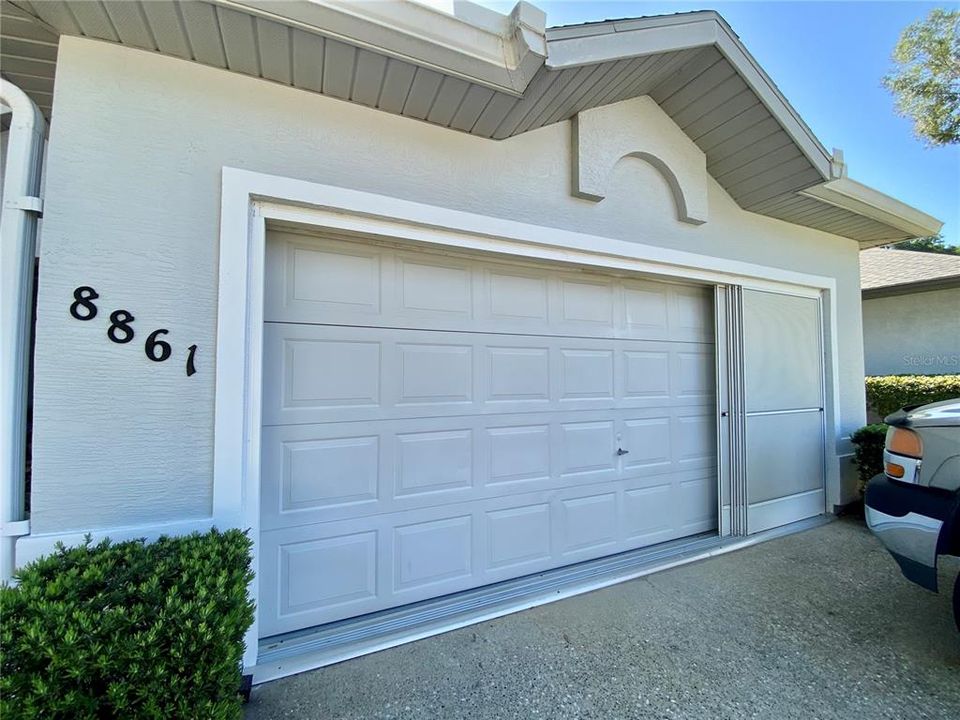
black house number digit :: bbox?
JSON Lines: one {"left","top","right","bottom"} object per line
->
{"left": 107, "top": 310, "right": 136, "bottom": 344}
{"left": 186, "top": 344, "right": 198, "bottom": 377}
{"left": 145, "top": 329, "right": 172, "bottom": 362}
{"left": 69, "top": 286, "right": 99, "bottom": 320}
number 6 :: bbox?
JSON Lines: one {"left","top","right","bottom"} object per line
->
{"left": 145, "top": 329, "right": 172, "bottom": 362}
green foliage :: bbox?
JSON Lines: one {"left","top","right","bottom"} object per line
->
{"left": 850, "top": 424, "right": 889, "bottom": 495}
{"left": 865, "top": 374, "right": 960, "bottom": 419}
{"left": 892, "top": 233, "right": 960, "bottom": 255}
{"left": 0, "top": 529, "right": 254, "bottom": 720}
{"left": 882, "top": 8, "right": 960, "bottom": 146}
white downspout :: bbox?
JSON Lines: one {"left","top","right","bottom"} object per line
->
{"left": 0, "top": 80, "right": 45, "bottom": 582}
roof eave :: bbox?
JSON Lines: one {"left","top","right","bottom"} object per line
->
{"left": 862, "top": 275, "right": 960, "bottom": 298}
{"left": 218, "top": 0, "right": 548, "bottom": 96}
{"left": 801, "top": 177, "right": 944, "bottom": 247}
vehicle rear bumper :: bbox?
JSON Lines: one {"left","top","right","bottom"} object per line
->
{"left": 864, "top": 474, "right": 956, "bottom": 592}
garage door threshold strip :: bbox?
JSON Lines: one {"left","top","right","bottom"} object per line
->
{"left": 255, "top": 515, "right": 830, "bottom": 683}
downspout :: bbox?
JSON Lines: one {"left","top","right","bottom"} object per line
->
{"left": 0, "top": 80, "right": 45, "bottom": 582}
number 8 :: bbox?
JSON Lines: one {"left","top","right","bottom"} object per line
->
{"left": 107, "top": 310, "right": 135, "bottom": 344}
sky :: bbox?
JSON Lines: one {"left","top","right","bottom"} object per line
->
{"left": 476, "top": 0, "right": 960, "bottom": 247}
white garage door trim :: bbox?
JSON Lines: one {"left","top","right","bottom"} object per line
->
{"left": 212, "top": 167, "right": 842, "bottom": 671}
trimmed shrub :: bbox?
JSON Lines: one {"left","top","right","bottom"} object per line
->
{"left": 0, "top": 528, "right": 254, "bottom": 720}
{"left": 850, "top": 424, "right": 889, "bottom": 495}
{"left": 866, "top": 374, "right": 960, "bottom": 419}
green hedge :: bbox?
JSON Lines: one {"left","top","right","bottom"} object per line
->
{"left": 866, "top": 374, "right": 960, "bottom": 419}
{"left": 850, "top": 424, "right": 888, "bottom": 495}
{"left": 0, "top": 529, "right": 254, "bottom": 720}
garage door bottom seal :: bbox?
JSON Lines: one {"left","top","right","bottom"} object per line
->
{"left": 254, "top": 515, "right": 829, "bottom": 683}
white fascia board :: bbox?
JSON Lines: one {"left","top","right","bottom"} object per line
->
{"left": 800, "top": 177, "right": 944, "bottom": 242}
{"left": 216, "top": 0, "right": 546, "bottom": 95}
{"left": 545, "top": 11, "right": 834, "bottom": 181}
{"left": 545, "top": 15, "right": 720, "bottom": 67}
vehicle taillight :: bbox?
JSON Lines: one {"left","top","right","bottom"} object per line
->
{"left": 886, "top": 427, "right": 923, "bottom": 459}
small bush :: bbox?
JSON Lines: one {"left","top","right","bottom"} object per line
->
{"left": 866, "top": 374, "right": 960, "bottom": 419}
{"left": 0, "top": 528, "right": 254, "bottom": 720}
{"left": 850, "top": 424, "right": 889, "bottom": 495}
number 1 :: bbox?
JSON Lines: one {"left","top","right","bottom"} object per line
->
{"left": 186, "top": 344, "right": 198, "bottom": 377}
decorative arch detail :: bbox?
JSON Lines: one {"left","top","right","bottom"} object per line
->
{"left": 572, "top": 96, "right": 709, "bottom": 225}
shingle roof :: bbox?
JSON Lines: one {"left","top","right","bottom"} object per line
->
{"left": 860, "top": 247, "right": 960, "bottom": 291}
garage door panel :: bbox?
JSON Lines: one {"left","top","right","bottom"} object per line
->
{"left": 265, "top": 239, "right": 383, "bottom": 319}
{"left": 396, "top": 428, "right": 473, "bottom": 496}
{"left": 676, "top": 350, "right": 715, "bottom": 400}
{"left": 260, "top": 466, "right": 717, "bottom": 634}
{"left": 263, "top": 324, "right": 713, "bottom": 426}
{"left": 487, "top": 270, "right": 550, "bottom": 323}
{"left": 560, "top": 420, "right": 617, "bottom": 475}
{"left": 261, "top": 466, "right": 719, "bottom": 561}
{"left": 264, "top": 233, "right": 713, "bottom": 344}
{"left": 679, "top": 476, "right": 718, "bottom": 532}
{"left": 556, "top": 278, "right": 616, "bottom": 331}
{"left": 559, "top": 492, "right": 619, "bottom": 555}
{"left": 397, "top": 343, "right": 473, "bottom": 405}
{"left": 623, "top": 351, "right": 671, "bottom": 399}
{"left": 487, "top": 346, "right": 550, "bottom": 401}
{"left": 559, "top": 349, "right": 615, "bottom": 400}
{"left": 279, "top": 435, "right": 380, "bottom": 512}
{"left": 261, "top": 411, "right": 714, "bottom": 531}
{"left": 259, "top": 527, "right": 383, "bottom": 633}
{"left": 281, "top": 338, "right": 382, "bottom": 410}
{"left": 623, "top": 283, "right": 670, "bottom": 339}
{"left": 486, "top": 503, "right": 552, "bottom": 570}
{"left": 676, "top": 414, "right": 717, "bottom": 469}
{"left": 487, "top": 424, "right": 551, "bottom": 485}
{"left": 393, "top": 515, "right": 474, "bottom": 591}
{"left": 623, "top": 483, "right": 677, "bottom": 543}
{"left": 621, "top": 417, "right": 672, "bottom": 468}
{"left": 395, "top": 256, "right": 474, "bottom": 319}
{"left": 672, "top": 285, "right": 715, "bottom": 342}
{"left": 279, "top": 531, "right": 379, "bottom": 616}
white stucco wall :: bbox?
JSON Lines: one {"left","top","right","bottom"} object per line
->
{"left": 862, "top": 287, "right": 960, "bottom": 376}
{"left": 29, "top": 37, "right": 867, "bottom": 534}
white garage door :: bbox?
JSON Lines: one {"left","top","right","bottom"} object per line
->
{"left": 259, "top": 232, "right": 718, "bottom": 638}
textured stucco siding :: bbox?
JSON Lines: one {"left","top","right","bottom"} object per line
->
{"left": 862, "top": 288, "right": 960, "bottom": 376}
{"left": 30, "top": 37, "right": 866, "bottom": 534}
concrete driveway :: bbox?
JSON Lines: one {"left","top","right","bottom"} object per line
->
{"left": 246, "top": 519, "right": 960, "bottom": 719}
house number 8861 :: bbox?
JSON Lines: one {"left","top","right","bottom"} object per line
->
{"left": 69, "top": 285, "right": 198, "bottom": 377}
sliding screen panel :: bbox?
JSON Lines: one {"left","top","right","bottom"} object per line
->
{"left": 742, "top": 290, "right": 825, "bottom": 533}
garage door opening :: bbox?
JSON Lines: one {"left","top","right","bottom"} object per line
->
{"left": 258, "top": 230, "right": 720, "bottom": 644}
